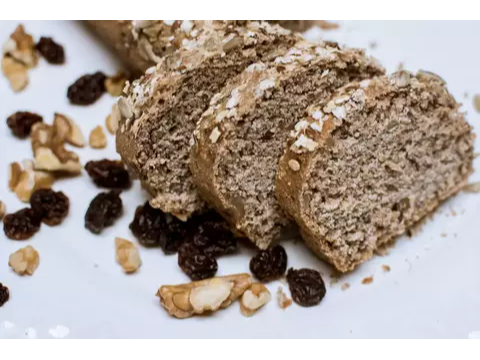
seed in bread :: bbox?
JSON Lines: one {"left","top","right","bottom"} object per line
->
{"left": 115, "top": 21, "right": 299, "bottom": 220}
{"left": 275, "top": 72, "right": 475, "bottom": 272}
{"left": 191, "top": 42, "right": 384, "bottom": 248}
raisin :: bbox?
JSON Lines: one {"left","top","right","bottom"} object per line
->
{"left": 159, "top": 214, "right": 189, "bottom": 254}
{"left": 0, "top": 283, "right": 9, "bottom": 307}
{"left": 178, "top": 243, "right": 218, "bottom": 280}
{"left": 36, "top": 37, "right": 65, "bottom": 64}
{"left": 3, "top": 208, "right": 41, "bottom": 240}
{"left": 85, "top": 159, "right": 131, "bottom": 189}
{"left": 129, "top": 202, "right": 166, "bottom": 247}
{"left": 85, "top": 191, "right": 122, "bottom": 234}
{"left": 188, "top": 212, "right": 237, "bottom": 257}
{"left": 286, "top": 268, "right": 326, "bottom": 307}
{"left": 249, "top": 245, "right": 287, "bottom": 281}
{"left": 6, "top": 111, "right": 43, "bottom": 138}
{"left": 67, "top": 71, "right": 106, "bottom": 105}
{"left": 30, "top": 189, "right": 69, "bottom": 226}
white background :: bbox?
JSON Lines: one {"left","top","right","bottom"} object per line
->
{"left": 0, "top": 20, "right": 479, "bottom": 339}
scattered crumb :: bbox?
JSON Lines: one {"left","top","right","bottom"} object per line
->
{"left": 473, "top": 94, "right": 480, "bottom": 113}
{"left": 368, "top": 41, "right": 378, "bottom": 50}
{"left": 49, "top": 325, "right": 70, "bottom": 338}
{"left": 441, "top": 233, "right": 447, "bottom": 237}
{"left": 361, "top": 276, "right": 374, "bottom": 285}
{"left": 276, "top": 286, "right": 293, "bottom": 309}
{"left": 317, "top": 20, "right": 340, "bottom": 30}
{"left": 450, "top": 208, "right": 457, "bottom": 217}
{"left": 381, "top": 265, "right": 391, "bottom": 273}
{"left": 463, "top": 182, "right": 480, "bottom": 194}
{"left": 341, "top": 283, "right": 350, "bottom": 291}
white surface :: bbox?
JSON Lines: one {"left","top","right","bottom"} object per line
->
{"left": 0, "top": 20, "right": 479, "bottom": 339}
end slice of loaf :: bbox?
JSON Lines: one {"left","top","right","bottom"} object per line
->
{"left": 86, "top": 20, "right": 309, "bottom": 76}
{"left": 115, "top": 21, "right": 299, "bottom": 220}
{"left": 275, "top": 71, "right": 475, "bottom": 272}
{"left": 190, "top": 42, "right": 384, "bottom": 248}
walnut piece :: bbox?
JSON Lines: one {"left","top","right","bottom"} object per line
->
{"left": 157, "top": 273, "right": 252, "bottom": 319}
{"left": 276, "top": 286, "right": 292, "bottom": 309}
{"left": 2, "top": 55, "right": 28, "bottom": 92}
{"left": 10, "top": 160, "right": 55, "bottom": 202}
{"left": 54, "top": 113, "right": 85, "bottom": 148}
{"left": 105, "top": 72, "right": 128, "bottom": 97}
{"left": 89, "top": 126, "right": 107, "bottom": 149}
{"left": 240, "top": 283, "right": 271, "bottom": 317}
{"left": 9, "top": 245, "right": 40, "bottom": 276}
{"left": 3, "top": 25, "right": 38, "bottom": 68}
{"left": 115, "top": 237, "right": 142, "bottom": 273}
{"left": 105, "top": 104, "right": 120, "bottom": 135}
{"left": 31, "top": 122, "right": 82, "bottom": 174}
{"left": 0, "top": 201, "right": 5, "bottom": 221}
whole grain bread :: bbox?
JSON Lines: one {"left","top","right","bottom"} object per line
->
{"left": 115, "top": 21, "right": 299, "bottom": 220}
{"left": 275, "top": 72, "right": 475, "bottom": 271}
{"left": 190, "top": 42, "right": 384, "bottom": 248}
{"left": 86, "top": 20, "right": 312, "bottom": 75}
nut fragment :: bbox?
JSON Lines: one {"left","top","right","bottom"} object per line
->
{"left": 54, "top": 113, "right": 85, "bottom": 147}
{"left": 115, "top": 237, "right": 142, "bottom": 273}
{"left": 474, "top": 94, "right": 480, "bottom": 113}
{"left": 105, "top": 104, "right": 120, "bottom": 134}
{"left": 31, "top": 122, "right": 81, "bottom": 173}
{"left": 4, "top": 25, "right": 38, "bottom": 68}
{"left": 8, "top": 245, "right": 40, "bottom": 276}
{"left": 2, "top": 56, "right": 28, "bottom": 92}
{"left": 89, "top": 126, "right": 107, "bottom": 149}
{"left": 0, "top": 201, "right": 5, "bottom": 221}
{"left": 157, "top": 273, "right": 252, "bottom": 319}
{"left": 8, "top": 162, "right": 22, "bottom": 190}
{"left": 276, "top": 286, "right": 292, "bottom": 309}
{"left": 10, "top": 160, "right": 55, "bottom": 202}
{"left": 288, "top": 159, "right": 300, "bottom": 172}
{"left": 105, "top": 72, "right": 128, "bottom": 97}
{"left": 240, "top": 283, "right": 271, "bottom": 317}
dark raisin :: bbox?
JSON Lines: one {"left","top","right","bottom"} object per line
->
{"left": 249, "top": 245, "right": 287, "bottom": 281}
{"left": 188, "top": 212, "right": 236, "bottom": 257}
{"left": 0, "top": 283, "right": 9, "bottom": 307}
{"left": 159, "top": 214, "right": 189, "bottom": 254}
{"left": 6, "top": 111, "right": 43, "bottom": 138}
{"left": 85, "top": 191, "right": 122, "bottom": 234}
{"left": 286, "top": 268, "right": 326, "bottom": 307}
{"left": 85, "top": 159, "right": 131, "bottom": 189}
{"left": 67, "top": 71, "right": 106, "bottom": 105}
{"left": 36, "top": 37, "right": 65, "bottom": 64}
{"left": 129, "top": 202, "right": 166, "bottom": 247}
{"left": 3, "top": 208, "right": 41, "bottom": 240}
{"left": 30, "top": 189, "right": 69, "bottom": 226}
{"left": 178, "top": 243, "right": 218, "bottom": 280}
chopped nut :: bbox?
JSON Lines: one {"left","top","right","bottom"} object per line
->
{"left": 361, "top": 276, "right": 374, "bottom": 285}
{"left": 341, "top": 283, "right": 350, "bottom": 291}
{"left": 157, "top": 273, "right": 252, "bottom": 319}
{"left": 0, "top": 201, "right": 5, "bottom": 221}
{"left": 117, "top": 97, "right": 133, "bottom": 119}
{"left": 54, "top": 113, "right": 85, "bottom": 148}
{"left": 4, "top": 25, "right": 38, "bottom": 68}
{"left": 276, "top": 286, "right": 292, "bottom": 309}
{"left": 31, "top": 122, "right": 81, "bottom": 174}
{"left": 8, "top": 162, "right": 22, "bottom": 190}
{"left": 105, "top": 104, "right": 120, "bottom": 134}
{"left": 317, "top": 20, "right": 340, "bottom": 30}
{"left": 89, "top": 126, "right": 107, "bottom": 149}
{"left": 474, "top": 95, "right": 480, "bottom": 113}
{"left": 288, "top": 159, "right": 300, "bottom": 171}
{"left": 105, "top": 72, "right": 128, "bottom": 97}
{"left": 240, "top": 283, "right": 271, "bottom": 317}
{"left": 115, "top": 237, "right": 142, "bottom": 273}
{"left": 8, "top": 245, "right": 40, "bottom": 276}
{"left": 381, "top": 265, "right": 391, "bottom": 273}
{"left": 14, "top": 165, "right": 36, "bottom": 202}
{"left": 2, "top": 56, "right": 28, "bottom": 92}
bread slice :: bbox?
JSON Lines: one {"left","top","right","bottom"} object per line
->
{"left": 86, "top": 20, "right": 311, "bottom": 75}
{"left": 115, "top": 21, "right": 299, "bottom": 220}
{"left": 275, "top": 72, "right": 475, "bottom": 272}
{"left": 190, "top": 42, "right": 384, "bottom": 249}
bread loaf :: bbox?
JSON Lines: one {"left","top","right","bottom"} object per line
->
{"left": 275, "top": 72, "right": 475, "bottom": 271}
{"left": 115, "top": 21, "right": 299, "bottom": 220}
{"left": 190, "top": 42, "right": 384, "bottom": 248}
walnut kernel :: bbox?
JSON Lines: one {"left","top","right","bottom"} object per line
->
{"left": 89, "top": 126, "right": 107, "bottom": 149}
{"left": 1, "top": 56, "right": 28, "bottom": 92}
{"left": 105, "top": 72, "right": 128, "bottom": 97}
{"left": 115, "top": 237, "right": 142, "bottom": 273}
{"left": 8, "top": 245, "right": 40, "bottom": 276}
{"left": 240, "top": 283, "right": 271, "bottom": 317}
{"left": 276, "top": 286, "right": 292, "bottom": 309}
{"left": 0, "top": 201, "right": 5, "bottom": 221}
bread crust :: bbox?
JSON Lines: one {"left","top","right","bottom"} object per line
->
{"left": 275, "top": 72, "right": 475, "bottom": 271}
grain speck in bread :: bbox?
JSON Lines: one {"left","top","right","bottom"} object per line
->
{"left": 275, "top": 71, "right": 475, "bottom": 272}
{"left": 115, "top": 21, "right": 299, "bottom": 220}
{"left": 191, "top": 42, "right": 384, "bottom": 248}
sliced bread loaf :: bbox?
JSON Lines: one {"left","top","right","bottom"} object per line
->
{"left": 275, "top": 72, "right": 475, "bottom": 272}
{"left": 87, "top": 20, "right": 310, "bottom": 75}
{"left": 115, "top": 21, "right": 299, "bottom": 220}
{"left": 190, "top": 42, "right": 384, "bottom": 249}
